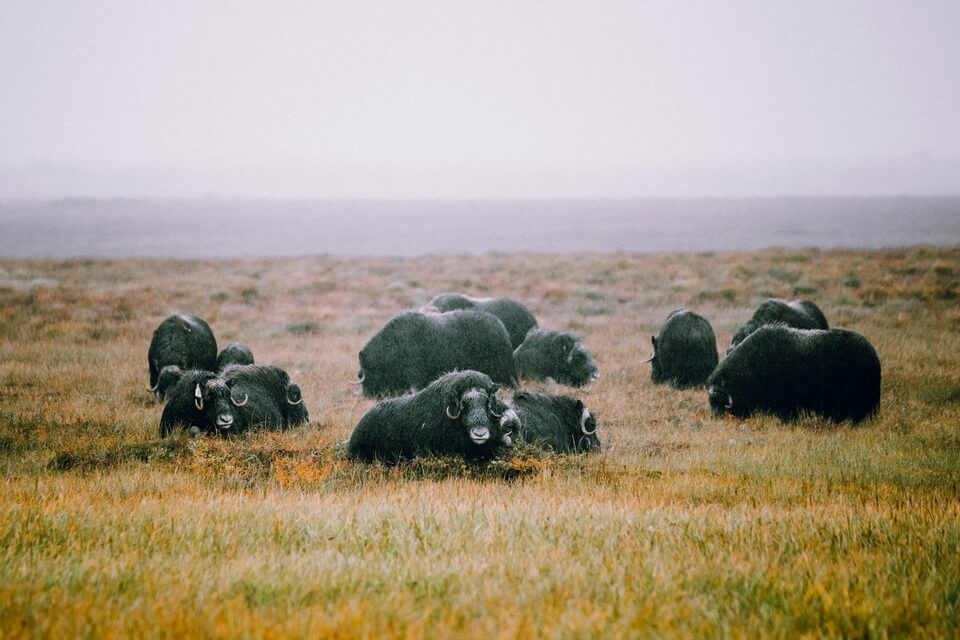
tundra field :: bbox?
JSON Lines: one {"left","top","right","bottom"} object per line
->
{"left": 1, "top": 247, "right": 959, "bottom": 638}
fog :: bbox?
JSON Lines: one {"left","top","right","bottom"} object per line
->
{"left": 1, "top": 1, "right": 958, "bottom": 198}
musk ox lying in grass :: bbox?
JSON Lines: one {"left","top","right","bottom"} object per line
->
{"left": 217, "top": 341, "right": 255, "bottom": 369}
{"left": 513, "top": 329, "right": 599, "bottom": 387}
{"left": 645, "top": 309, "right": 718, "bottom": 389}
{"left": 511, "top": 391, "right": 600, "bottom": 453}
{"left": 727, "top": 298, "right": 828, "bottom": 354}
{"left": 348, "top": 370, "right": 519, "bottom": 463}
{"left": 707, "top": 325, "right": 881, "bottom": 423}
{"left": 424, "top": 293, "right": 538, "bottom": 349}
{"left": 355, "top": 310, "right": 518, "bottom": 398}
{"left": 148, "top": 314, "right": 218, "bottom": 401}
{"left": 160, "top": 364, "right": 308, "bottom": 436}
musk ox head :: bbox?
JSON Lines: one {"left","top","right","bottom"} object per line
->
{"left": 514, "top": 329, "right": 600, "bottom": 387}
{"left": 192, "top": 376, "right": 250, "bottom": 433}
{"left": 154, "top": 364, "right": 186, "bottom": 402}
{"left": 444, "top": 381, "right": 519, "bottom": 449}
{"left": 217, "top": 341, "right": 255, "bottom": 370}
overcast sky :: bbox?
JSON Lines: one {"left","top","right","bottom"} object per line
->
{"left": 1, "top": 0, "right": 958, "bottom": 198}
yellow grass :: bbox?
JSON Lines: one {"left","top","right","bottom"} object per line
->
{"left": 1, "top": 247, "right": 958, "bottom": 638}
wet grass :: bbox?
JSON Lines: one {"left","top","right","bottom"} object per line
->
{"left": 1, "top": 247, "right": 959, "bottom": 637}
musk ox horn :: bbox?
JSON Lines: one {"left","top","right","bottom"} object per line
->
{"left": 348, "top": 370, "right": 365, "bottom": 385}
{"left": 639, "top": 353, "right": 655, "bottom": 364}
{"left": 286, "top": 393, "right": 303, "bottom": 405}
{"left": 148, "top": 380, "right": 159, "bottom": 392}
{"left": 445, "top": 403, "right": 461, "bottom": 420}
{"left": 194, "top": 383, "right": 204, "bottom": 411}
{"left": 488, "top": 399, "right": 504, "bottom": 418}
{"left": 580, "top": 407, "right": 596, "bottom": 435}
{"left": 724, "top": 393, "right": 733, "bottom": 409}
{"left": 231, "top": 393, "right": 248, "bottom": 407}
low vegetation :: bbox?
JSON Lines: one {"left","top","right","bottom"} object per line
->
{"left": 1, "top": 247, "right": 958, "bottom": 637}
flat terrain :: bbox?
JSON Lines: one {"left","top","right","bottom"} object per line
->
{"left": 1, "top": 247, "right": 958, "bottom": 638}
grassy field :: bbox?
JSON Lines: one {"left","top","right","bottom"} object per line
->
{"left": 1, "top": 247, "right": 959, "bottom": 638}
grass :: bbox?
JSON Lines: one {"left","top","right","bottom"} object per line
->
{"left": 1, "top": 247, "right": 959, "bottom": 638}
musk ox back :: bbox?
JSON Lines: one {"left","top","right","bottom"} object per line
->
{"left": 217, "top": 341, "right": 255, "bottom": 369}
{"left": 511, "top": 391, "right": 600, "bottom": 453}
{"left": 728, "top": 298, "right": 828, "bottom": 354}
{"left": 356, "top": 310, "right": 518, "bottom": 398}
{"left": 348, "top": 370, "right": 519, "bottom": 463}
{"left": 160, "top": 364, "right": 308, "bottom": 436}
{"left": 707, "top": 325, "right": 881, "bottom": 423}
{"left": 513, "top": 329, "right": 599, "bottom": 387}
{"left": 425, "top": 293, "right": 538, "bottom": 349}
{"left": 148, "top": 314, "right": 218, "bottom": 401}
{"left": 646, "top": 309, "right": 718, "bottom": 389}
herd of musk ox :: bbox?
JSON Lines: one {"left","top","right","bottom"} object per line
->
{"left": 148, "top": 293, "right": 881, "bottom": 463}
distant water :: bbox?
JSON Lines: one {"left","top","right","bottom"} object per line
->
{"left": 0, "top": 197, "right": 958, "bottom": 258}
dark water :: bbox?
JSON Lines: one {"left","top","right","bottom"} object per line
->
{"left": 0, "top": 197, "right": 958, "bottom": 258}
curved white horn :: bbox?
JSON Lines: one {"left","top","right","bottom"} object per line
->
{"left": 724, "top": 393, "right": 733, "bottom": 409}
{"left": 286, "top": 393, "right": 303, "bottom": 406}
{"left": 639, "top": 353, "right": 655, "bottom": 364}
{"left": 580, "top": 407, "right": 596, "bottom": 435}
{"left": 148, "top": 380, "right": 159, "bottom": 392}
{"left": 348, "top": 370, "right": 365, "bottom": 385}
{"left": 231, "top": 393, "right": 248, "bottom": 407}
{"left": 194, "top": 383, "right": 204, "bottom": 411}
{"left": 446, "top": 404, "right": 460, "bottom": 420}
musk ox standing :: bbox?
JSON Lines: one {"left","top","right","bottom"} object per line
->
{"left": 147, "top": 314, "right": 218, "bottom": 401}
{"left": 347, "top": 370, "right": 519, "bottom": 463}
{"left": 355, "top": 310, "right": 518, "bottom": 398}
{"left": 217, "top": 341, "right": 255, "bottom": 370}
{"left": 511, "top": 391, "right": 600, "bottom": 453}
{"left": 645, "top": 309, "right": 719, "bottom": 389}
{"left": 424, "top": 293, "right": 538, "bottom": 349}
{"left": 707, "top": 325, "right": 881, "bottom": 423}
{"left": 728, "top": 298, "right": 828, "bottom": 354}
{"left": 513, "top": 329, "right": 599, "bottom": 387}
{"left": 160, "top": 364, "right": 308, "bottom": 436}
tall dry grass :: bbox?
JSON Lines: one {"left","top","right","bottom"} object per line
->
{"left": 1, "top": 247, "right": 958, "bottom": 637}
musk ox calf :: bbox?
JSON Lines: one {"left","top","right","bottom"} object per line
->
{"left": 513, "top": 329, "right": 599, "bottom": 387}
{"left": 148, "top": 314, "right": 218, "bottom": 401}
{"left": 511, "top": 391, "right": 600, "bottom": 453}
{"left": 644, "top": 309, "right": 718, "bottom": 389}
{"left": 424, "top": 293, "right": 538, "bottom": 349}
{"left": 707, "top": 325, "right": 881, "bottom": 423}
{"left": 728, "top": 298, "right": 828, "bottom": 354}
{"left": 217, "top": 341, "right": 255, "bottom": 369}
{"left": 160, "top": 364, "right": 308, "bottom": 436}
{"left": 347, "top": 370, "right": 519, "bottom": 463}
{"left": 355, "top": 310, "right": 518, "bottom": 398}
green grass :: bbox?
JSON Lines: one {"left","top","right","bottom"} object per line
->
{"left": 1, "top": 247, "right": 959, "bottom": 638}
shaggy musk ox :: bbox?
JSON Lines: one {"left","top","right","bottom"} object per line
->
{"left": 513, "top": 329, "right": 599, "bottom": 387}
{"left": 728, "top": 298, "right": 828, "bottom": 354}
{"left": 347, "top": 370, "right": 519, "bottom": 463}
{"left": 644, "top": 309, "right": 719, "bottom": 389}
{"left": 511, "top": 391, "right": 600, "bottom": 453}
{"left": 355, "top": 310, "right": 518, "bottom": 398}
{"left": 148, "top": 314, "right": 218, "bottom": 401}
{"left": 424, "top": 293, "right": 538, "bottom": 349}
{"left": 160, "top": 365, "right": 308, "bottom": 436}
{"left": 217, "top": 341, "right": 255, "bottom": 369}
{"left": 707, "top": 325, "right": 881, "bottom": 423}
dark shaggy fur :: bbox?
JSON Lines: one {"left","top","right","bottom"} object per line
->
{"left": 425, "top": 293, "right": 539, "bottom": 349}
{"left": 707, "top": 325, "right": 881, "bottom": 423}
{"left": 357, "top": 310, "right": 518, "bottom": 398}
{"left": 727, "top": 298, "right": 828, "bottom": 354}
{"left": 159, "top": 365, "right": 308, "bottom": 436}
{"left": 649, "top": 308, "right": 719, "bottom": 389}
{"left": 147, "top": 314, "right": 218, "bottom": 401}
{"left": 217, "top": 341, "right": 255, "bottom": 369}
{"left": 513, "top": 329, "right": 599, "bottom": 387}
{"left": 511, "top": 391, "right": 600, "bottom": 453}
{"left": 348, "top": 370, "right": 519, "bottom": 463}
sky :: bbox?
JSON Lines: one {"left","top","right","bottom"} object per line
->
{"left": 1, "top": 0, "right": 958, "bottom": 198}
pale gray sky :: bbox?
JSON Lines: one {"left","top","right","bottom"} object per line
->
{"left": 1, "top": 0, "right": 958, "bottom": 198}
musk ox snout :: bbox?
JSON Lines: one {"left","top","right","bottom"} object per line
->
{"left": 216, "top": 413, "right": 234, "bottom": 429}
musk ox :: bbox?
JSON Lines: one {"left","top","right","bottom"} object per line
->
{"left": 160, "top": 364, "right": 308, "bottom": 436}
{"left": 354, "top": 310, "right": 518, "bottom": 398}
{"left": 707, "top": 325, "right": 881, "bottom": 423}
{"left": 513, "top": 329, "right": 599, "bottom": 387}
{"left": 728, "top": 298, "right": 828, "bottom": 354}
{"left": 347, "top": 370, "right": 519, "bottom": 463}
{"left": 217, "top": 341, "right": 255, "bottom": 369}
{"left": 644, "top": 308, "right": 719, "bottom": 389}
{"left": 511, "top": 391, "right": 600, "bottom": 453}
{"left": 147, "top": 314, "right": 218, "bottom": 401}
{"left": 424, "top": 293, "right": 538, "bottom": 349}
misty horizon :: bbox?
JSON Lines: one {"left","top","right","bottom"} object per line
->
{"left": 2, "top": 1, "right": 959, "bottom": 199}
